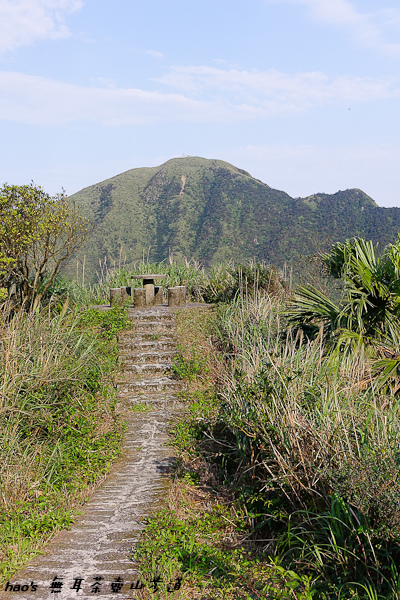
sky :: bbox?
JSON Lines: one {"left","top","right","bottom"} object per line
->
{"left": 1, "top": 0, "right": 400, "bottom": 206}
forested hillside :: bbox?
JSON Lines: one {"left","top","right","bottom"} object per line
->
{"left": 69, "top": 156, "right": 400, "bottom": 279}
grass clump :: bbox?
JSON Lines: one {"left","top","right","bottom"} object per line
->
{"left": 0, "top": 302, "right": 130, "bottom": 580}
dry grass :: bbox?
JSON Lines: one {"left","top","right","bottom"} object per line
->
{"left": 0, "top": 302, "right": 125, "bottom": 580}
{"left": 215, "top": 293, "right": 400, "bottom": 506}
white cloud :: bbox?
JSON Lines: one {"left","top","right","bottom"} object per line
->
{"left": 0, "top": 0, "right": 83, "bottom": 54}
{"left": 145, "top": 50, "right": 164, "bottom": 59}
{"left": 268, "top": 0, "right": 400, "bottom": 56}
{"left": 157, "top": 66, "right": 399, "bottom": 109}
{"left": 0, "top": 71, "right": 233, "bottom": 126}
{"left": 90, "top": 77, "right": 117, "bottom": 89}
{"left": 0, "top": 67, "right": 398, "bottom": 126}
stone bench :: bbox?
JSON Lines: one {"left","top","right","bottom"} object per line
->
{"left": 167, "top": 286, "right": 187, "bottom": 307}
{"left": 110, "top": 277, "right": 187, "bottom": 308}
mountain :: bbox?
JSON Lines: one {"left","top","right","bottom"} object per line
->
{"left": 69, "top": 156, "right": 400, "bottom": 279}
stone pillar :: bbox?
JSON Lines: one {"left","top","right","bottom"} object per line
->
{"left": 153, "top": 286, "right": 163, "bottom": 306}
{"left": 133, "top": 288, "right": 146, "bottom": 308}
{"left": 110, "top": 288, "right": 122, "bottom": 307}
{"left": 110, "top": 287, "right": 132, "bottom": 306}
{"left": 168, "top": 286, "right": 187, "bottom": 307}
{"left": 143, "top": 283, "right": 155, "bottom": 306}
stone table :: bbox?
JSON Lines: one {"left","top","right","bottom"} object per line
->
{"left": 130, "top": 274, "right": 165, "bottom": 307}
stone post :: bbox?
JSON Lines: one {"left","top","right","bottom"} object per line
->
{"left": 168, "top": 286, "right": 187, "bottom": 307}
{"left": 153, "top": 286, "right": 163, "bottom": 306}
{"left": 133, "top": 288, "right": 146, "bottom": 308}
{"left": 111, "top": 287, "right": 132, "bottom": 306}
{"left": 110, "top": 288, "right": 122, "bottom": 307}
{"left": 143, "top": 283, "right": 155, "bottom": 306}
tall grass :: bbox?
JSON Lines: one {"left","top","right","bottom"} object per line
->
{"left": 205, "top": 292, "right": 400, "bottom": 597}
{"left": 0, "top": 301, "right": 129, "bottom": 580}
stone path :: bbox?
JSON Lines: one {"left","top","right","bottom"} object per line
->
{"left": 2, "top": 306, "right": 187, "bottom": 600}
{"left": 117, "top": 306, "right": 185, "bottom": 406}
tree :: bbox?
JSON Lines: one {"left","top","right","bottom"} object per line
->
{"left": 0, "top": 183, "right": 89, "bottom": 305}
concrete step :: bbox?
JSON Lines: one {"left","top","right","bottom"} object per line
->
{"left": 117, "top": 391, "right": 186, "bottom": 407}
{"left": 119, "top": 349, "right": 176, "bottom": 364}
{"left": 119, "top": 326, "right": 176, "bottom": 340}
{"left": 119, "top": 331, "right": 177, "bottom": 343}
{"left": 128, "top": 312, "right": 176, "bottom": 324}
{"left": 117, "top": 376, "right": 185, "bottom": 396}
{"left": 119, "top": 340, "right": 177, "bottom": 355}
{"left": 117, "top": 306, "right": 183, "bottom": 406}
{"left": 119, "top": 363, "right": 174, "bottom": 378}
{"left": 127, "top": 307, "right": 176, "bottom": 319}
{"left": 132, "top": 320, "right": 176, "bottom": 332}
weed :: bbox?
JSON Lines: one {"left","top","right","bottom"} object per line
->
{"left": 172, "top": 351, "right": 206, "bottom": 381}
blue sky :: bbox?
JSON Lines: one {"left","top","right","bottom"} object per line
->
{"left": 1, "top": 0, "right": 400, "bottom": 206}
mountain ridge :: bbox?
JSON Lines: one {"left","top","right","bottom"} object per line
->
{"left": 69, "top": 156, "right": 400, "bottom": 279}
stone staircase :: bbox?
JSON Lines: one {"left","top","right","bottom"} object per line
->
{"left": 117, "top": 306, "right": 185, "bottom": 405}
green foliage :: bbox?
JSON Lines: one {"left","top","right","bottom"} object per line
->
{"left": 172, "top": 350, "right": 207, "bottom": 381}
{"left": 276, "top": 494, "right": 400, "bottom": 598}
{"left": 129, "top": 403, "right": 152, "bottom": 413}
{"left": 288, "top": 237, "right": 400, "bottom": 340}
{"left": 0, "top": 502, "right": 74, "bottom": 581}
{"left": 0, "top": 182, "right": 88, "bottom": 305}
{"left": 135, "top": 496, "right": 314, "bottom": 599}
{"left": 79, "top": 305, "right": 131, "bottom": 341}
{"left": 286, "top": 236, "right": 400, "bottom": 390}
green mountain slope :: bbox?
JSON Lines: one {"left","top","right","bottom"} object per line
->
{"left": 69, "top": 156, "right": 400, "bottom": 279}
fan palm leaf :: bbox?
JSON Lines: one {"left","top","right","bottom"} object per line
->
{"left": 286, "top": 284, "right": 340, "bottom": 342}
{"left": 286, "top": 236, "right": 400, "bottom": 390}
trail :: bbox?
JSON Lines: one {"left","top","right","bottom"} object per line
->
{"left": 2, "top": 306, "right": 187, "bottom": 599}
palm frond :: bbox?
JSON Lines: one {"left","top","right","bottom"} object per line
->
{"left": 285, "top": 285, "right": 340, "bottom": 341}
